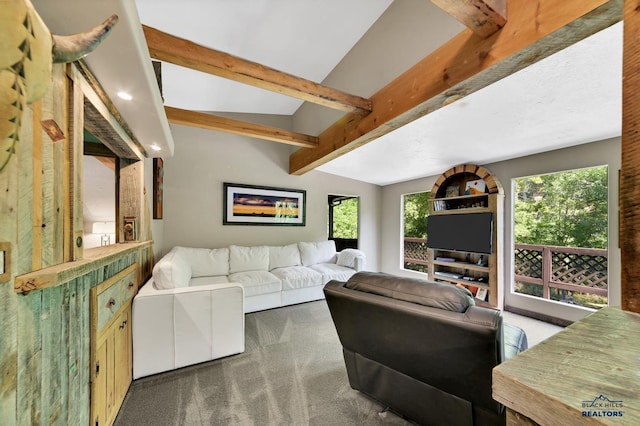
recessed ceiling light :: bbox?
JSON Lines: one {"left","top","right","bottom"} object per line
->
{"left": 150, "top": 143, "right": 162, "bottom": 151}
{"left": 117, "top": 91, "right": 133, "bottom": 101}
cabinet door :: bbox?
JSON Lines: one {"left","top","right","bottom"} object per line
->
{"left": 114, "top": 308, "right": 132, "bottom": 408}
{"left": 105, "top": 331, "right": 116, "bottom": 425}
{"left": 92, "top": 338, "right": 108, "bottom": 426}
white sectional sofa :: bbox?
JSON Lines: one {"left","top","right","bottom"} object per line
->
{"left": 132, "top": 240, "right": 364, "bottom": 378}
{"left": 132, "top": 281, "right": 244, "bottom": 379}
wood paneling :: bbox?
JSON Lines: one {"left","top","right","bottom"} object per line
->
{"left": 621, "top": 0, "right": 640, "bottom": 313}
{"left": 0, "top": 58, "right": 155, "bottom": 425}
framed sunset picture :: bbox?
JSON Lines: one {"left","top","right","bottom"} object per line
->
{"left": 223, "top": 182, "right": 306, "bottom": 226}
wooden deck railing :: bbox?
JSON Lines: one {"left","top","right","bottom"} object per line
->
{"left": 403, "top": 238, "right": 608, "bottom": 300}
{"left": 514, "top": 243, "right": 608, "bottom": 299}
{"left": 403, "top": 237, "right": 429, "bottom": 268}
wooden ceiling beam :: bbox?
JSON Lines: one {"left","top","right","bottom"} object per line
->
{"left": 165, "top": 106, "right": 318, "bottom": 148}
{"left": 289, "top": 0, "right": 621, "bottom": 175}
{"left": 431, "top": 0, "right": 507, "bottom": 39}
{"left": 143, "top": 25, "right": 372, "bottom": 115}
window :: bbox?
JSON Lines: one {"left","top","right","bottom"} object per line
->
{"left": 328, "top": 195, "right": 359, "bottom": 251}
{"left": 513, "top": 166, "right": 608, "bottom": 309}
{"left": 402, "top": 191, "right": 430, "bottom": 272}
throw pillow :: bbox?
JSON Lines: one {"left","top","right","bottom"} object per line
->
{"left": 336, "top": 249, "right": 365, "bottom": 268}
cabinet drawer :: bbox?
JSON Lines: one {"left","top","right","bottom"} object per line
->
{"left": 120, "top": 271, "right": 138, "bottom": 303}
{"left": 97, "top": 282, "right": 122, "bottom": 331}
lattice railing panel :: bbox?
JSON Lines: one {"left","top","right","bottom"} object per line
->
{"left": 404, "top": 238, "right": 429, "bottom": 265}
{"left": 552, "top": 252, "right": 608, "bottom": 289}
{"left": 515, "top": 244, "right": 608, "bottom": 294}
{"left": 515, "top": 248, "right": 542, "bottom": 278}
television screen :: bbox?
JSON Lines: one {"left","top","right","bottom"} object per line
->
{"left": 426, "top": 212, "right": 493, "bottom": 254}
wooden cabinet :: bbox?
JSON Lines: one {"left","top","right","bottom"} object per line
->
{"left": 90, "top": 264, "right": 138, "bottom": 426}
{"left": 427, "top": 165, "right": 504, "bottom": 309}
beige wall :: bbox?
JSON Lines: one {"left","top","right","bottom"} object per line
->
{"left": 162, "top": 116, "right": 382, "bottom": 270}
{"left": 293, "top": 0, "right": 462, "bottom": 135}
{"left": 380, "top": 138, "right": 621, "bottom": 322}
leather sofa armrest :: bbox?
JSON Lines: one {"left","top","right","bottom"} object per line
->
{"left": 463, "top": 305, "right": 501, "bottom": 328}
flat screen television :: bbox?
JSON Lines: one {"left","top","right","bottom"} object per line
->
{"left": 427, "top": 212, "right": 493, "bottom": 254}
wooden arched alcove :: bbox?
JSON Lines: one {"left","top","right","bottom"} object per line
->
{"left": 430, "top": 164, "right": 503, "bottom": 199}
{"left": 427, "top": 164, "right": 504, "bottom": 309}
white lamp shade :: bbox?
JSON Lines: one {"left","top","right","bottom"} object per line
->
{"left": 92, "top": 221, "right": 116, "bottom": 234}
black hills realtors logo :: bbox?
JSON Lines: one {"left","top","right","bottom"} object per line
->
{"left": 582, "top": 394, "right": 624, "bottom": 418}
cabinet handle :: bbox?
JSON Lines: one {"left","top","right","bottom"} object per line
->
{"left": 119, "top": 319, "right": 128, "bottom": 329}
{"left": 106, "top": 298, "right": 116, "bottom": 308}
{"left": 127, "top": 281, "right": 134, "bottom": 289}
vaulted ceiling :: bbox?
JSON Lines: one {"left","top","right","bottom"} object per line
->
{"left": 35, "top": 0, "right": 622, "bottom": 185}
{"left": 137, "top": 0, "right": 622, "bottom": 185}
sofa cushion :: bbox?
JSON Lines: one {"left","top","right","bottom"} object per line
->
{"left": 271, "top": 266, "right": 323, "bottom": 290}
{"left": 269, "top": 244, "right": 301, "bottom": 270}
{"left": 152, "top": 247, "right": 192, "bottom": 289}
{"left": 298, "top": 241, "right": 337, "bottom": 266}
{"left": 189, "top": 276, "right": 230, "bottom": 286}
{"left": 345, "top": 272, "right": 474, "bottom": 313}
{"left": 175, "top": 247, "right": 230, "bottom": 277}
{"left": 309, "top": 263, "right": 357, "bottom": 284}
{"left": 229, "top": 245, "right": 269, "bottom": 273}
{"left": 228, "top": 271, "right": 282, "bottom": 297}
{"left": 336, "top": 249, "right": 365, "bottom": 269}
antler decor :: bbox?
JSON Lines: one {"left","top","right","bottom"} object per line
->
{"left": 0, "top": 0, "right": 118, "bottom": 173}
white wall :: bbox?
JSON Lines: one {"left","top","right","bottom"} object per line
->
{"left": 161, "top": 116, "right": 381, "bottom": 271}
{"left": 380, "top": 138, "right": 621, "bottom": 322}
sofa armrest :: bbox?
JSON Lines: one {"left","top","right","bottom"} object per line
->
{"left": 336, "top": 249, "right": 366, "bottom": 271}
{"left": 132, "top": 280, "right": 245, "bottom": 379}
{"left": 354, "top": 256, "right": 365, "bottom": 272}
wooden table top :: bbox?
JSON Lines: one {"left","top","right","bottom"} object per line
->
{"left": 493, "top": 307, "right": 640, "bottom": 425}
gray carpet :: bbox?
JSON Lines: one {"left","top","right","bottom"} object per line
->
{"left": 115, "top": 301, "right": 413, "bottom": 426}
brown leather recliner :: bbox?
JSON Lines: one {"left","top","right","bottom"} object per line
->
{"left": 324, "top": 272, "right": 527, "bottom": 426}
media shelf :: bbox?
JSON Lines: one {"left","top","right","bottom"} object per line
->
{"left": 430, "top": 193, "right": 489, "bottom": 212}
{"left": 427, "top": 164, "right": 504, "bottom": 309}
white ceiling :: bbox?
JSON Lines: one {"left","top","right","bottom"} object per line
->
{"left": 32, "top": 1, "right": 622, "bottom": 186}
{"left": 317, "top": 22, "right": 623, "bottom": 185}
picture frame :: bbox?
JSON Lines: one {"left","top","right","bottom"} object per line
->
{"left": 153, "top": 158, "right": 164, "bottom": 219}
{"left": 223, "top": 182, "right": 306, "bottom": 226}
{"left": 464, "top": 179, "right": 486, "bottom": 195}
{"left": 445, "top": 185, "right": 459, "bottom": 198}
{"left": 476, "top": 287, "right": 488, "bottom": 301}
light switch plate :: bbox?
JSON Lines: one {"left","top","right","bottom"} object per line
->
{"left": 0, "top": 242, "right": 10, "bottom": 283}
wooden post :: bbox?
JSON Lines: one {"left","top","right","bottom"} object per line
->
{"left": 542, "top": 246, "right": 552, "bottom": 300}
{"left": 622, "top": 0, "right": 640, "bottom": 313}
